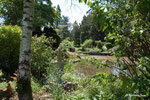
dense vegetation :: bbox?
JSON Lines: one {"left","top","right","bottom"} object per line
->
{"left": 0, "top": 0, "right": 150, "bottom": 99}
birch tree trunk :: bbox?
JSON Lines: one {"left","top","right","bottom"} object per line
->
{"left": 17, "top": 0, "right": 34, "bottom": 100}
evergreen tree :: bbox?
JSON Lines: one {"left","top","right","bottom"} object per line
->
{"left": 57, "top": 16, "right": 70, "bottom": 39}
{"left": 55, "top": 5, "right": 61, "bottom": 27}
{"left": 80, "top": 14, "right": 106, "bottom": 43}
{"left": 72, "top": 21, "right": 80, "bottom": 46}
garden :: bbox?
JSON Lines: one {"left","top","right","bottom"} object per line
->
{"left": 0, "top": 0, "right": 150, "bottom": 100}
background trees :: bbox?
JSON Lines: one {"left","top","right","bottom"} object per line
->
{"left": 56, "top": 16, "right": 70, "bottom": 40}
{"left": 0, "top": 0, "right": 58, "bottom": 30}
{"left": 80, "top": 14, "right": 106, "bottom": 43}
{"left": 70, "top": 14, "right": 106, "bottom": 47}
{"left": 71, "top": 21, "right": 80, "bottom": 46}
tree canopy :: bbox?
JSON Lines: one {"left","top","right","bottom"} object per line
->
{"left": 0, "top": 0, "right": 59, "bottom": 30}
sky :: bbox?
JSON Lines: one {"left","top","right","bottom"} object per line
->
{"left": 51, "top": 0, "right": 90, "bottom": 24}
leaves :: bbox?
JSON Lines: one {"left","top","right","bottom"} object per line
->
{"left": 0, "top": 0, "right": 58, "bottom": 29}
{"left": 79, "top": 0, "right": 83, "bottom": 3}
{"left": 84, "top": 0, "right": 150, "bottom": 96}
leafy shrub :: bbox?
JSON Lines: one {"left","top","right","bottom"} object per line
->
{"left": 0, "top": 25, "right": 21, "bottom": 76}
{"left": 0, "top": 25, "right": 55, "bottom": 83}
{"left": 102, "top": 45, "right": 108, "bottom": 51}
{"left": 105, "top": 42, "right": 113, "bottom": 49}
{"left": 86, "top": 84, "right": 101, "bottom": 100}
{"left": 95, "top": 40, "right": 103, "bottom": 49}
{"left": 82, "top": 39, "right": 93, "bottom": 48}
{"left": 31, "top": 78, "right": 43, "bottom": 93}
{"left": 88, "top": 48, "right": 102, "bottom": 53}
{"left": 62, "top": 73, "right": 79, "bottom": 84}
{"left": 60, "top": 38, "right": 74, "bottom": 51}
{"left": 63, "top": 61, "right": 74, "bottom": 73}
{"left": 31, "top": 35, "right": 54, "bottom": 82}
{"left": 45, "top": 64, "right": 64, "bottom": 99}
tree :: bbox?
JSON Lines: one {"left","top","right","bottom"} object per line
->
{"left": 71, "top": 21, "right": 80, "bottom": 46}
{"left": 79, "top": 14, "right": 106, "bottom": 44}
{"left": 61, "top": 16, "right": 69, "bottom": 25}
{"left": 55, "top": 5, "right": 61, "bottom": 27}
{"left": 79, "top": 15, "right": 89, "bottom": 44}
{"left": 17, "top": 0, "right": 34, "bottom": 99}
{"left": 0, "top": 0, "right": 58, "bottom": 30}
{"left": 57, "top": 16, "right": 70, "bottom": 39}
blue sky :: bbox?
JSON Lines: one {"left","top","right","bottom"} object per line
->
{"left": 51, "top": 0, "right": 90, "bottom": 24}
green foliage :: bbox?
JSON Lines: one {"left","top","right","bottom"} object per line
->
{"left": 79, "top": 15, "right": 106, "bottom": 44}
{"left": 92, "top": 73, "right": 126, "bottom": 99}
{"left": 57, "top": 24, "right": 70, "bottom": 40}
{"left": 0, "top": 0, "right": 24, "bottom": 26}
{"left": 63, "top": 61, "right": 74, "bottom": 73}
{"left": 57, "top": 72, "right": 132, "bottom": 99}
{"left": 31, "top": 35, "right": 54, "bottom": 82}
{"left": 85, "top": 0, "right": 150, "bottom": 96}
{"left": 0, "top": 81, "right": 8, "bottom": 89}
{"left": 62, "top": 73, "right": 79, "bottom": 84}
{"left": 86, "top": 48, "right": 102, "bottom": 54}
{"left": 0, "top": 69, "right": 2, "bottom": 77}
{"left": 95, "top": 40, "right": 103, "bottom": 49}
{"left": 0, "top": 25, "right": 55, "bottom": 82}
{"left": 71, "top": 21, "right": 80, "bottom": 46}
{"left": 0, "top": 25, "right": 21, "bottom": 76}
{"left": 60, "top": 38, "right": 74, "bottom": 50}
{"left": 0, "top": 0, "right": 59, "bottom": 29}
{"left": 82, "top": 39, "right": 93, "bottom": 48}
{"left": 103, "top": 42, "right": 113, "bottom": 50}
{"left": 0, "top": 81, "right": 16, "bottom": 90}
{"left": 45, "top": 64, "right": 64, "bottom": 99}
{"left": 31, "top": 78, "right": 43, "bottom": 93}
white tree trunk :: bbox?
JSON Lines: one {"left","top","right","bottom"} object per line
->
{"left": 17, "top": 0, "right": 34, "bottom": 100}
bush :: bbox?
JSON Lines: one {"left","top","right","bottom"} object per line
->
{"left": 95, "top": 40, "right": 103, "bottom": 49}
{"left": 82, "top": 39, "right": 93, "bottom": 48}
{"left": 0, "top": 25, "right": 55, "bottom": 82}
{"left": 88, "top": 48, "right": 102, "bottom": 53}
{"left": 31, "top": 78, "right": 43, "bottom": 93}
{"left": 105, "top": 42, "right": 113, "bottom": 49}
{"left": 31, "top": 35, "right": 54, "bottom": 82}
{"left": 0, "top": 25, "right": 21, "bottom": 76}
{"left": 60, "top": 38, "right": 74, "bottom": 51}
